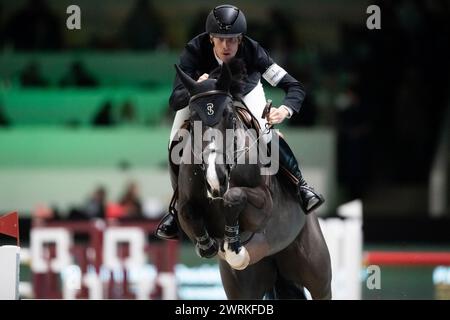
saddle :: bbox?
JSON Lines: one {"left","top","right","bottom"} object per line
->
{"left": 233, "top": 100, "right": 262, "bottom": 133}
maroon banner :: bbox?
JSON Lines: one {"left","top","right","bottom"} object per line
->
{"left": 0, "top": 211, "right": 19, "bottom": 246}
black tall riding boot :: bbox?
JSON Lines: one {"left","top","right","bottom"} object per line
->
{"left": 277, "top": 136, "right": 325, "bottom": 214}
{"left": 156, "top": 142, "right": 181, "bottom": 240}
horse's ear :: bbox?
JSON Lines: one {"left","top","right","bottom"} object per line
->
{"left": 217, "top": 63, "right": 232, "bottom": 92}
{"left": 174, "top": 64, "right": 197, "bottom": 93}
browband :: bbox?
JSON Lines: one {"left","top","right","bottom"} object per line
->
{"left": 189, "top": 90, "right": 232, "bottom": 103}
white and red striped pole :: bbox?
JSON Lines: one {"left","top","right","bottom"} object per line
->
{"left": 364, "top": 251, "right": 450, "bottom": 266}
{"left": 0, "top": 211, "right": 20, "bottom": 299}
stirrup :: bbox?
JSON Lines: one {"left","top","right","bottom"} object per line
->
{"left": 155, "top": 186, "right": 179, "bottom": 240}
{"left": 299, "top": 186, "right": 325, "bottom": 214}
{"left": 155, "top": 212, "right": 179, "bottom": 240}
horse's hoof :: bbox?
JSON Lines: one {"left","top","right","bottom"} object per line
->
{"left": 224, "top": 242, "right": 250, "bottom": 270}
{"left": 195, "top": 239, "right": 218, "bottom": 259}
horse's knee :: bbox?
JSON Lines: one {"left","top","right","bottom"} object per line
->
{"left": 224, "top": 187, "right": 247, "bottom": 207}
{"left": 179, "top": 203, "right": 199, "bottom": 222}
{"left": 179, "top": 207, "right": 192, "bottom": 221}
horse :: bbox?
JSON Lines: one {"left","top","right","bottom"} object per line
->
{"left": 170, "top": 62, "right": 332, "bottom": 299}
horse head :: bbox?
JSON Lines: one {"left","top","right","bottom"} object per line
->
{"left": 175, "top": 63, "right": 237, "bottom": 199}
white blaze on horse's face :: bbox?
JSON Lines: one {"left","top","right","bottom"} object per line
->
{"left": 206, "top": 139, "right": 220, "bottom": 198}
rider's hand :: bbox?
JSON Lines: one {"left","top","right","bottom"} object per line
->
{"left": 197, "top": 73, "right": 209, "bottom": 82}
{"left": 266, "top": 106, "right": 290, "bottom": 125}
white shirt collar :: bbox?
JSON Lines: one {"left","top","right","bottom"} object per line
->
{"left": 213, "top": 50, "right": 223, "bottom": 66}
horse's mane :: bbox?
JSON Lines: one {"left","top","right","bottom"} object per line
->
{"left": 210, "top": 58, "right": 247, "bottom": 99}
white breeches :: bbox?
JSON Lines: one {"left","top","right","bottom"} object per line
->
{"left": 169, "top": 80, "right": 272, "bottom": 145}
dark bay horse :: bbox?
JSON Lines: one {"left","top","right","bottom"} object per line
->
{"left": 171, "top": 62, "right": 332, "bottom": 299}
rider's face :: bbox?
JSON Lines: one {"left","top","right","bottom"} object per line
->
{"left": 211, "top": 36, "right": 241, "bottom": 63}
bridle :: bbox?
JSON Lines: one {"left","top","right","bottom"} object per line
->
{"left": 188, "top": 90, "right": 238, "bottom": 200}
{"left": 189, "top": 90, "right": 232, "bottom": 103}
{"left": 188, "top": 90, "right": 273, "bottom": 202}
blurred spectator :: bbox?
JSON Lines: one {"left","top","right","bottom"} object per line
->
{"left": 84, "top": 186, "right": 107, "bottom": 219}
{"left": 92, "top": 100, "right": 115, "bottom": 127}
{"left": 33, "top": 203, "right": 59, "bottom": 221}
{"left": 60, "top": 61, "right": 98, "bottom": 87}
{"left": 3, "top": 0, "right": 62, "bottom": 50}
{"left": 20, "top": 61, "right": 48, "bottom": 87}
{"left": 119, "top": 182, "right": 143, "bottom": 219}
{"left": 67, "top": 207, "right": 85, "bottom": 220}
{"left": 118, "top": 100, "right": 138, "bottom": 126}
{"left": 120, "top": 0, "right": 166, "bottom": 50}
{"left": 67, "top": 186, "right": 107, "bottom": 220}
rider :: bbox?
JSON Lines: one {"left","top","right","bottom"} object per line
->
{"left": 156, "top": 4, "right": 324, "bottom": 240}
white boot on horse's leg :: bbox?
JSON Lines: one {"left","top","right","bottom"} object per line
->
{"left": 224, "top": 241, "right": 250, "bottom": 271}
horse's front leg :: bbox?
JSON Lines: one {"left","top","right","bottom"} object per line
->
{"left": 222, "top": 187, "right": 250, "bottom": 270}
{"left": 179, "top": 201, "right": 218, "bottom": 258}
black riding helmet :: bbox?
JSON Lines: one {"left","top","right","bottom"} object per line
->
{"left": 205, "top": 4, "right": 247, "bottom": 38}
